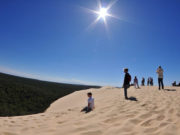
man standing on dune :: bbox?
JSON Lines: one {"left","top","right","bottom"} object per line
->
{"left": 123, "top": 68, "right": 131, "bottom": 99}
{"left": 156, "top": 66, "right": 164, "bottom": 90}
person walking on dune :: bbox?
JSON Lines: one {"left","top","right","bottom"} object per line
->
{"left": 123, "top": 68, "right": 131, "bottom": 99}
{"left": 141, "top": 77, "right": 145, "bottom": 86}
{"left": 156, "top": 66, "right": 164, "bottom": 90}
{"left": 134, "top": 76, "right": 140, "bottom": 89}
{"left": 147, "top": 77, "right": 151, "bottom": 86}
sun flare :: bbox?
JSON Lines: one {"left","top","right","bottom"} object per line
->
{"left": 85, "top": 0, "right": 119, "bottom": 30}
{"left": 98, "top": 8, "right": 108, "bottom": 19}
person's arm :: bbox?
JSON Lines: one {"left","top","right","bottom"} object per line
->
{"left": 156, "top": 69, "right": 159, "bottom": 73}
{"left": 92, "top": 99, "right": 95, "bottom": 109}
{"left": 123, "top": 77, "right": 125, "bottom": 87}
{"left": 88, "top": 99, "right": 91, "bottom": 108}
{"left": 123, "top": 74, "right": 127, "bottom": 87}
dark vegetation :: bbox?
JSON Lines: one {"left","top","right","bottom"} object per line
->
{"left": 0, "top": 73, "right": 100, "bottom": 117}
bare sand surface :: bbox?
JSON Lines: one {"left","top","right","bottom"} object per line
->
{"left": 1, "top": 86, "right": 180, "bottom": 135}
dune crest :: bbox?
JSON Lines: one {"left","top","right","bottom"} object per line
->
{"left": 1, "top": 86, "right": 180, "bottom": 135}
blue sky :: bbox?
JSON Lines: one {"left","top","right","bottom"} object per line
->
{"left": 0, "top": 0, "right": 180, "bottom": 86}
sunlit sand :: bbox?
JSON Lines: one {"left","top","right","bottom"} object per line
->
{"left": 1, "top": 86, "right": 180, "bottom": 135}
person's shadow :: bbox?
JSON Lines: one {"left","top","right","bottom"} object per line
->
{"left": 164, "top": 89, "right": 176, "bottom": 91}
{"left": 127, "top": 96, "right": 138, "bottom": 101}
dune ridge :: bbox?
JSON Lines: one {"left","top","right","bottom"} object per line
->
{"left": 1, "top": 86, "right": 180, "bottom": 135}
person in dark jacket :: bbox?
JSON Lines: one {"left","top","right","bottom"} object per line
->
{"left": 141, "top": 77, "right": 145, "bottom": 86}
{"left": 123, "top": 68, "right": 131, "bottom": 99}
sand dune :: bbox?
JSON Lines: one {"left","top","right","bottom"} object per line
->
{"left": 1, "top": 86, "right": 180, "bottom": 135}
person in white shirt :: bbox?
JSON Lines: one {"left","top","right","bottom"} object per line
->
{"left": 156, "top": 66, "right": 164, "bottom": 90}
{"left": 81, "top": 92, "right": 94, "bottom": 113}
{"left": 134, "top": 76, "right": 140, "bottom": 88}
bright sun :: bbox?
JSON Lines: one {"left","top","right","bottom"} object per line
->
{"left": 85, "top": 0, "right": 119, "bottom": 28}
{"left": 98, "top": 8, "right": 108, "bottom": 19}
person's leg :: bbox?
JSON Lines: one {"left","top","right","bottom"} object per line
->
{"left": 124, "top": 86, "right": 128, "bottom": 99}
{"left": 85, "top": 108, "right": 92, "bottom": 113}
{"left": 137, "top": 82, "right": 139, "bottom": 88}
{"left": 134, "top": 83, "right": 136, "bottom": 88}
{"left": 158, "top": 78, "right": 161, "bottom": 90}
{"left": 81, "top": 107, "right": 88, "bottom": 112}
{"left": 159, "top": 78, "right": 164, "bottom": 89}
{"left": 161, "top": 79, "right": 164, "bottom": 89}
{"left": 81, "top": 107, "right": 92, "bottom": 113}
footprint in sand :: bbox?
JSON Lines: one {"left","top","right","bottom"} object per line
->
{"left": 21, "top": 127, "right": 29, "bottom": 131}
{"left": 141, "top": 103, "right": 147, "bottom": 107}
{"left": 120, "top": 126, "right": 134, "bottom": 133}
{"left": 176, "top": 113, "right": 180, "bottom": 117}
{"left": 129, "top": 118, "right": 142, "bottom": 125}
{"left": 156, "top": 115, "right": 165, "bottom": 121}
{"left": 141, "top": 119, "right": 155, "bottom": 127}
{"left": 125, "top": 114, "right": 136, "bottom": 118}
{"left": 168, "top": 108, "right": 174, "bottom": 114}
{"left": 139, "top": 113, "right": 152, "bottom": 119}
{"left": 55, "top": 115, "right": 60, "bottom": 118}
{"left": 57, "top": 121, "right": 65, "bottom": 124}
{"left": 167, "top": 119, "right": 173, "bottom": 122}
{"left": 68, "top": 108, "right": 73, "bottom": 111}
{"left": 103, "top": 117, "right": 119, "bottom": 124}
{"left": 10, "top": 121, "right": 15, "bottom": 124}
{"left": 159, "top": 122, "right": 169, "bottom": 128}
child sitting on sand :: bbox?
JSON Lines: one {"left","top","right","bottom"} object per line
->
{"left": 81, "top": 92, "right": 94, "bottom": 113}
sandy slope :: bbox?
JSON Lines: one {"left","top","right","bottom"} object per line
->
{"left": 1, "top": 86, "right": 180, "bottom": 135}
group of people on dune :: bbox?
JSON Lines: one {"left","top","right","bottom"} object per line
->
{"left": 123, "top": 66, "right": 164, "bottom": 99}
{"left": 172, "top": 81, "right": 180, "bottom": 86}
{"left": 81, "top": 66, "right": 164, "bottom": 113}
{"left": 133, "top": 76, "right": 154, "bottom": 88}
{"left": 140, "top": 77, "right": 154, "bottom": 86}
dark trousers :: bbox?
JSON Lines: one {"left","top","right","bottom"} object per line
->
{"left": 81, "top": 107, "right": 92, "bottom": 113}
{"left": 158, "top": 78, "right": 164, "bottom": 90}
{"left": 124, "top": 85, "right": 129, "bottom": 99}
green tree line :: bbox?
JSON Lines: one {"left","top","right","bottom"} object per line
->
{"left": 0, "top": 73, "right": 100, "bottom": 116}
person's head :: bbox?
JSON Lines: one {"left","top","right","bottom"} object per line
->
{"left": 135, "top": 76, "right": 137, "bottom": 79}
{"left": 87, "top": 92, "right": 92, "bottom": 98}
{"left": 124, "top": 68, "right": 128, "bottom": 73}
{"left": 159, "top": 66, "right": 162, "bottom": 69}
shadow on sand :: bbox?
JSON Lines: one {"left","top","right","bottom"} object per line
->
{"left": 127, "top": 96, "right": 138, "bottom": 101}
{"left": 164, "top": 89, "right": 176, "bottom": 91}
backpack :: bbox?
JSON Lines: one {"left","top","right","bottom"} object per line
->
{"left": 127, "top": 74, "right": 131, "bottom": 83}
